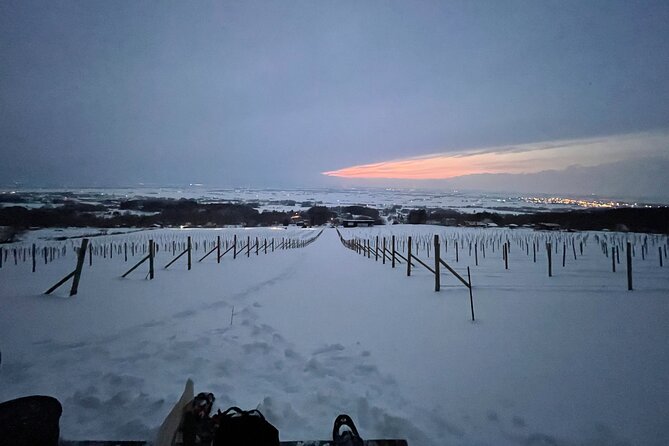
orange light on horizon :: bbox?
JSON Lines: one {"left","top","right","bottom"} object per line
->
{"left": 322, "top": 132, "right": 669, "bottom": 180}
{"left": 322, "top": 149, "right": 557, "bottom": 179}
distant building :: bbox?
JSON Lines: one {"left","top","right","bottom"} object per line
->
{"left": 342, "top": 218, "right": 374, "bottom": 228}
{"left": 536, "top": 222, "right": 561, "bottom": 231}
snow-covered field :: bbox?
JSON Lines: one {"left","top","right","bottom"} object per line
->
{"left": 1, "top": 225, "right": 668, "bottom": 446}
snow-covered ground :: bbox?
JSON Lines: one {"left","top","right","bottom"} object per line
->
{"left": 1, "top": 225, "right": 668, "bottom": 445}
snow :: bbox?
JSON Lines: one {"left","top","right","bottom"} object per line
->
{"left": 1, "top": 225, "right": 668, "bottom": 446}
{"left": 2, "top": 186, "right": 657, "bottom": 214}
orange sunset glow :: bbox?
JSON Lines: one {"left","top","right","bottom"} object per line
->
{"left": 322, "top": 132, "right": 668, "bottom": 180}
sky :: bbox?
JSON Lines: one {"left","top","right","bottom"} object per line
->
{"left": 1, "top": 0, "right": 668, "bottom": 198}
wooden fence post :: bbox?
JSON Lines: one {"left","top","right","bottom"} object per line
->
{"left": 217, "top": 236, "right": 221, "bottom": 264}
{"left": 407, "top": 236, "right": 412, "bottom": 277}
{"left": 660, "top": 247, "right": 663, "bottom": 267}
{"left": 392, "top": 235, "right": 396, "bottom": 268}
{"left": 149, "top": 240, "right": 155, "bottom": 279}
{"left": 474, "top": 242, "right": 478, "bottom": 266}
{"left": 233, "top": 234, "right": 238, "bottom": 259}
{"left": 434, "top": 235, "right": 440, "bottom": 292}
{"left": 382, "top": 238, "right": 386, "bottom": 265}
{"left": 32, "top": 243, "right": 36, "bottom": 272}
{"left": 46, "top": 239, "right": 90, "bottom": 296}
{"left": 468, "top": 267, "right": 475, "bottom": 322}
{"left": 455, "top": 241, "right": 459, "bottom": 262}
{"left": 186, "top": 237, "right": 191, "bottom": 270}
{"left": 562, "top": 243, "right": 566, "bottom": 267}
{"left": 612, "top": 247, "right": 616, "bottom": 272}
{"left": 627, "top": 242, "right": 633, "bottom": 290}
{"left": 547, "top": 243, "right": 552, "bottom": 277}
{"left": 69, "top": 238, "right": 90, "bottom": 296}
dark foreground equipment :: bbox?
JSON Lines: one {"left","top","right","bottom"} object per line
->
{"left": 2, "top": 385, "right": 407, "bottom": 446}
{"left": 0, "top": 395, "right": 62, "bottom": 446}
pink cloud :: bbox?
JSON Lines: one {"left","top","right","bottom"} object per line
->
{"left": 322, "top": 132, "right": 669, "bottom": 179}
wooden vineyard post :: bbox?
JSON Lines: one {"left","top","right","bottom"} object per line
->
{"left": 392, "top": 235, "right": 396, "bottom": 268}
{"left": 149, "top": 240, "right": 155, "bottom": 279}
{"left": 660, "top": 247, "right": 664, "bottom": 267}
{"left": 382, "top": 238, "right": 386, "bottom": 265}
{"left": 503, "top": 244, "right": 508, "bottom": 270}
{"left": 217, "top": 236, "right": 221, "bottom": 264}
{"left": 247, "top": 236, "right": 251, "bottom": 257}
{"left": 45, "top": 238, "right": 89, "bottom": 297}
{"left": 547, "top": 243, "right": 552, "bottom": 277}
{"left": 123, "top": 239, "right": 155, "bottom": 279}
{"left": 407, "top": 236, "right": 412, "bottom": 277}
{"left": 69, "top": 238, "right": 90, "bottom": 296}
{"left": 434, "top": 235, "right": 440, "bottom": 292}
{"left": 474, "top": 242, "right": 478, "bottom": 266}
{"left": 233, "top": 235, "right": 238, "bottom": 259}
{"left": 533, "top": 242, "right": 536, "bottom": 263}
{"left": 32, "top": 243, "right": 36, "bottom": 273}
{"left": 256, "top": 237, "right": 259, "bottom": 256}
{"left": 89, "top": 243, "right": 93, "bottom": 266}
{"left": 627, "top": 242, "right": 633, "bottom": 291}
{"left": 375, "top": 236, "right": 379, "bottom": 261}
{"left": 455, "top": 241, "right": 459, "bottom": 262}
{"left": 468, "top": 267, "right": 475, "bottom": 322}
{"left": 562, "top": 243, "right": 566, "bottom": 267}
{"left": 612, "top": 247, "right": 616, "bottom": 272}
{"left": 187, "top": 236, "right": 192, "bottom": 270}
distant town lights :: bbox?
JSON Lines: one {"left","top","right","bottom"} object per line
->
{"left": 521, "top": 196, "right": 625, "bottom": 208}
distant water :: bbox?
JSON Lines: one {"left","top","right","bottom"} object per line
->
{"left": 0, "top": 186, "right": 665, "bottom": 214}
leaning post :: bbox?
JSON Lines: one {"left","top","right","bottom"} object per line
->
{"left": 69, "top": 238, "right": 90, "bottom": 296}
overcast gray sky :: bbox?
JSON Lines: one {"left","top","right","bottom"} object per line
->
{"left": 1, "top": 0, "right": 668, "bottom": 194}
